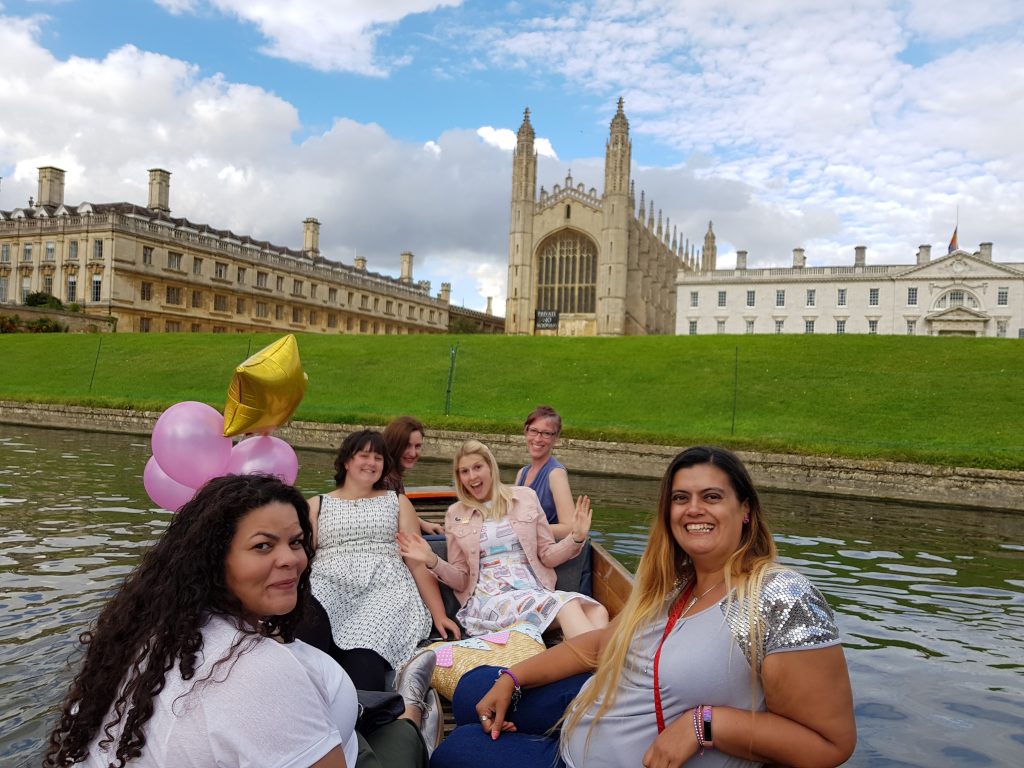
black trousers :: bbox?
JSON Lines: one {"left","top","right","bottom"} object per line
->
{"left": 295, "top": 592, "right": 394, "bottom": 690}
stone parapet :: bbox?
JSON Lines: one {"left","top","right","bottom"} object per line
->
{"left": 0, "top": 401, "right": 1021, "bottom": 513}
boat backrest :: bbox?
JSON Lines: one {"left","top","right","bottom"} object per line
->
{"left": 427, "top": 537, "right": 593, "bottom": 628}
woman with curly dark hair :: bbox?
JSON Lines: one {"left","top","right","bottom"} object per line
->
{"left": 44, "top": 473, "right": 362, "bottom": 767}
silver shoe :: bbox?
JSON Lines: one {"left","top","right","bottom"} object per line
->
{"left": 421, "top": 687, "right": 443, "bottom": 756}
{"left": 393, "top": 647, "right": 436, "bottom": 713}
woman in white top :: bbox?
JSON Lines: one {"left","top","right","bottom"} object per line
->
{"left": 45, "top": 474, "right": 360, "bottom": 767}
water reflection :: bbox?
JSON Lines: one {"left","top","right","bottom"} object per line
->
{"left": 1, "top": 425, "right": 1021, "bottom": 767}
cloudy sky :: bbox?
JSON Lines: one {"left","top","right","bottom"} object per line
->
{"left": 1, "top": 1, "right": 1022, "bottom": 311}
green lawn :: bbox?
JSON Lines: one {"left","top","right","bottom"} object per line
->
{"left": 3, "top": 332, "right": 1022, "bottom": 469}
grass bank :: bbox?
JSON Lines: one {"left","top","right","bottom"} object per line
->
{"left": 2, "top": 333, "right": 1022, "bottom": 470}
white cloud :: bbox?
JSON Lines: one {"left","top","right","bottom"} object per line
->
{"left": 0, "top": 18, "right": 507, "bottom": 311}
{"left": 153, "top": 0, "right": 198, "bottom": 13}
{"left": 468, "top": 0, "right": 1024, "bottom": 265}
{"left": 476, "top": 126, "right": 558, "bottom": 159}
{"left": 157, "top": 0, "right": 464, "bottom": 75}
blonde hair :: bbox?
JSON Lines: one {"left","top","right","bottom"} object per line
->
{"left": 561, "top": 446, "right": 779, "bottom": 746}
{"left": 452, "top": 440, "right": 513, "bottom": 522}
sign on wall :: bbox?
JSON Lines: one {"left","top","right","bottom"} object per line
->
{"left": 534, "top": 309, "right": 559, "bottom": 331}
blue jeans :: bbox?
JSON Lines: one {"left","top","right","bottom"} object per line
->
{"left": 430, "top": 665, "right": 590, "bottom": 768}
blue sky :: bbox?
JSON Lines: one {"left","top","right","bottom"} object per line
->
{"left": 2, "top": 0, "right": 1023, "bottom": 310}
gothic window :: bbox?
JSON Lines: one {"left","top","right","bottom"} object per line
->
{"left": 535, "top": 230, "right": 597, "bottom": 313}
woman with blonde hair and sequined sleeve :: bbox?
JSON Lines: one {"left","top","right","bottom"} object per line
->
{"left": 432, "top": 446, "right": 856, "bottom": 768}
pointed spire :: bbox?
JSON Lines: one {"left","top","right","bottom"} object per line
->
{"left": 638, "top": 190, "right": 645, "bottom": 217}
{"left": 517, "top": 106, "right": 535, "bottom": 141}
{"left": 609, "top": 96, "right": 629, "bottom": 134}
{"left": 648, "top": 201, "right": 655, "bottom": 228}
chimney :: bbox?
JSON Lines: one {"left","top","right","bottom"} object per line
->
{"left": 854, "top": 245, "right": 866, "bottom": 267}
{"left": 792, "top": 248, "right": 806, "bottom": 269}
{"left": 400, "top": 251, "right": 414, "bottom": 283}
{"left": 147, "top": 169, "right": 171, "bottom": 213}
{"left": 354, "top": 256, "right": 367, "bottom": 271}
{"left": 486, "top": 296, "right": 493, "bottom": 315}
{"left": 303, "top": 218, "right": 320, "bottom": 259}
{"left": 735, "top": 250, "right": 747, "bottom": 270}
{"left": 37, "top": 167, "right": 65, "bottom": 208}
{"left": 916, "top": 244, "right": 931, "bottom": 265}
{"left": 439, "top": 282, "right": 451, "bottom": 303}
{"left": 418, "top": 279, "right": 431, "bottom": 293}
{"left": 978, "top": 242, "right": 993, "bottom": 261}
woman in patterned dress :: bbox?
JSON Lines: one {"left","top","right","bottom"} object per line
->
{"left": 398, "top": 440, "right": 608, "bottom": 639}
{"left": 307, "top": 430, "right": 459, "bottom": 717}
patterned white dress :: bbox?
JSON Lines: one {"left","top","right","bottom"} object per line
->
{"left": 457, "top": 519, "right": 600, "bottom": 636}
{"left": 310, "top": 491, "right": 431, "bottom": 669}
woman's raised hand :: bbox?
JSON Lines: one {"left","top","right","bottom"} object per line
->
{"left": 396, "top": 531, "right": 434, "bottom": 564}
{"left": 571, "top": 495, "right": 593, "bottom": 542}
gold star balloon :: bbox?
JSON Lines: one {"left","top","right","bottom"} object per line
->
{"left": 223, "top": 334, "right": 308, "bottom": 437}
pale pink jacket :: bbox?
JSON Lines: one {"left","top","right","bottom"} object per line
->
{"left": 430, "top": 485, "right": 583, "bottom": 607}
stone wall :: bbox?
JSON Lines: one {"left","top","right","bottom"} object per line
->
{"left": 0, "top": 305, "right": 117, "bottom": 332}
{"left": 1, "top": 400, "right": 1021, "bottom": 512}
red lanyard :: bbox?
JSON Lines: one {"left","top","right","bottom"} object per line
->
{"left": 653, "top": 583, "right": 693, "bottom": 733}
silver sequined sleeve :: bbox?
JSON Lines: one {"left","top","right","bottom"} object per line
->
{"left": 723, "top": 568, "right": 840, "bottom": 670}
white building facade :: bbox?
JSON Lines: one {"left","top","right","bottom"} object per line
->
{"left": 676, "top": 244, "right": 1024, "bottom": 338}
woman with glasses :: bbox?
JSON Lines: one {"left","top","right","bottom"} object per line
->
{"left": 516, "top": 405, "right": 574, "bottom": 539}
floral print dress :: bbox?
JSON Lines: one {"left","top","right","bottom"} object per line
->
{"left": 456, "top": 518, "right": 600, "bottom": 636}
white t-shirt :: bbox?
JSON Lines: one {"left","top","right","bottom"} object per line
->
{"left": 85, "top": 614, "right": 358, "bottom": 768}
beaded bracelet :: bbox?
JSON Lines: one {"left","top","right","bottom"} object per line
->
{"left": 497, "top": 668, "right": 522, "bottom": 711}
{"left": 692, "top": 707, "right": 705, "bottom": 755}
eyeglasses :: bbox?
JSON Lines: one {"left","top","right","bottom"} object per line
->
{"left": 525, "top": 427, "right": 557, "bottom": 440}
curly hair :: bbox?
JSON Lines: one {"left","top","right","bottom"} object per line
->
{"left": 332, "top": 429, "right": 391, "bottom": 488}
{"left": 44, "top": 473, "right": 313, "bottom": 767}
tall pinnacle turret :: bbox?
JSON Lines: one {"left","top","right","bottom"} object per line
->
{"left": 507, "top": 106, "right": 538, "bottom": 333}
{"left": 703, "top": 220, "right": 717, "bottom": 272}
{"left": 604, "top": 97, "right": 631, "bottom": 196}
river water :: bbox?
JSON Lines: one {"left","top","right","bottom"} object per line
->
{"left": 1, "top": 425, "right": 1022, "bottom": 767}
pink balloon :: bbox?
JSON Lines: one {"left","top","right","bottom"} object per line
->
{"left": 144, "top": 455, "right": 198, "bottom": 512}
{"left": 226, "top": 435, "right": 299, "bottom": 484}
{"left": 151, "top": 401, "right": 232, "bottom": 488}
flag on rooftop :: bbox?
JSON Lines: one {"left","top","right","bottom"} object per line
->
{"left": 947, "top": 226, "right": 958, "bottom": 254}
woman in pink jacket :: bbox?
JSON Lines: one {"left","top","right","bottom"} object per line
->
{"left": 398, "top": 440, "right": 608, "bottom": 639}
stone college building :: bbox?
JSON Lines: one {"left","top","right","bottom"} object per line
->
{"left": 0, "top": 167, "right": 455, "bottom": 334}
{"left": 676, "top": 241, "right": 1024, "bottom": 338}
{"left": 506, "top": 100, "right": 702, "bottom": 336}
